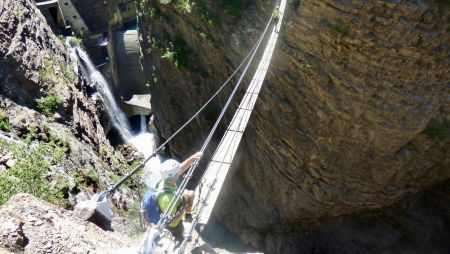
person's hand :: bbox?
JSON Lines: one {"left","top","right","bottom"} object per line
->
{"left": 192, "top": 151, "right": 203, "bottom": 159}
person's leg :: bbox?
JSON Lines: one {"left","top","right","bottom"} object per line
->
{"left": 168, "top": 223, "right": 185, "bottom": 248}
{"left": 169, "top": 223, "right": 184, "bottom": 242}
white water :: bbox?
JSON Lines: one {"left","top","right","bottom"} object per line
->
{"left": 75, "top": 47, "right": 133, "bottom": 142}
{"left": 133, "top": 116, "right": 163, "bottom": 187}
{"left": 140, "top": 115, "right": 146, "bottom": 133}
{"left": 131, "top": 132, "right": 163, "bottom": 188}
{"left": 72, "top": 45, "right": 162, "bottom": 188}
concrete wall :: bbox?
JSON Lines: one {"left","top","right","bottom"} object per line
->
{"left": 113, "top": 29, "right": 148, "bottom": 98}
{"left": 58, "top": 0, "right": 89, "bottom": 35}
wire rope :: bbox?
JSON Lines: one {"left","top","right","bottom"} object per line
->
{"left": 104, "top": 13, "right": 271, "bottom": 195}
{"left": 156, "top": 6, "right": 274, "bottom": 236}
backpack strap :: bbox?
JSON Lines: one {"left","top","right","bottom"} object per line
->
{"left": 155, "top": 189, "right": 186, "bottom": 225}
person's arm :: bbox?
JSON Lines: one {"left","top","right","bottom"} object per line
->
{"left": 179, "top": 151, "right": 203, "bottom": 175}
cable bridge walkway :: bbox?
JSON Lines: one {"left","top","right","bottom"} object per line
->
{"left": 139, "top": 1, "right": 287, "bottom": 253}
{"left": 195, "top": 0, "right": 287, "bottom": 227}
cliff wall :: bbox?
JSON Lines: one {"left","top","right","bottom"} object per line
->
{"left": 139, "top": 1, "right": 449, "bottom": 253}
{"left": 0, "top": 0, "right": 141, "bottom": 229}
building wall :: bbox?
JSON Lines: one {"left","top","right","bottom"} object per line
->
{"left": 113, "top": 29, "right": 148, "bottom": 98}
{"left": 58, "top": 0, "right": 89, "bottom": 36}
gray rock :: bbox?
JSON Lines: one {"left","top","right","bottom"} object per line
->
{"left": 4, "top": 160, "right": 15, "bottom": 168}
{"left": 0, "top": 194, "right": 132, "bottom": 253}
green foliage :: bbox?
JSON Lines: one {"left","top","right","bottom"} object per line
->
{"left": 99, "top": 145, "right": 107, "bottom": 157}
{"left": 329, "top": 23, "right": 349, "bottom": 36}
{"left": 0, "top": 109, "right": 12, "bottom": 132}
{"left": 49, "top": 133, "right": 70, "bottom": 164}
{"left": 82, "top": 167, "right": 99, "bottom": 183}
{"left": 71, "top": 166, "right": 99, "bottom": 189}
{"left": 193, "top": 3, "right": 219, "bottom": 27}
{"left": 202, "top": 13, "right": 217, "bottom": 26}
{"left": 61, "top": 62, "right": 75, "bottom": 83}
{"left": 150, "top": 71, "right": 160, "bottom": 86}
{"left": 24, "top": 124, "right": 37, "bottom": 144}
{"left": 147, "top": 65, "right": 159, "bottom": 87}
{"left": 0, "top": 141, "right": 67, "bottom": 206}
{"left": 38, "top": 57, "right": 75, "bottom": 85}
{"left": 150, "top": 36, "right": 160, "bottom": 49}
{"left": 161, "top": 45, "right": 176, "bottom": 61}
{"left": 176, "top": 0, "right": 192, "bottom": 13}
{"left": 38, "top": 62, "right": 56, "bottom": 84}
{"left": 35, "top": 96, "right": 63, "bottom": 117}
{"left": 160, "top": 38, "right": 190, "bottom": 69}
{"left": 146, "top": 36, "right": 163, "bottom": 55}
{"left": 57, "top": 35, "right": 65, "bottom": 42}
{"left": 148, "top": 6, "right": 158, "bottom": 19}
{"left": 199, "top": 32, "right": 208, "bottom": 40}
{"left": 69, "top": 37, "right": 82, "bottom": 47}
{"left": 111, "top": 155, "right": 122, "bottom": 170}
{"left": 300, "top": 63, "right": 313, "bottom": 69}
{"left": 214, "top": 0, "right": 256, "bottom": 18}
{"left": 109, "top": 156, "right": 141, "bottom": 188}
{"left": 143, "top": 1, "right": 166, "bottom": 20}
{"left": 0, "top": 120, "right": 11, "bottom": 132}
{"left": 423, "top": 121, "right": 450, "bottom": 140}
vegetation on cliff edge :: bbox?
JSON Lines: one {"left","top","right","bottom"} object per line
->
{"left": 0, "top": 135, "right": 70, "bottom": 206}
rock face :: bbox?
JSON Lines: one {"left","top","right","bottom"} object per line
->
{"left": 140, "top": 0, "right": 449, "bottom": 253}
{"left": 0, "top": 0, "right": 143, "bottom": 233}
{"left": 0, "top": 194, "right": 134, "bottom": 253}
{"left": 0, "top": 0, "right": 109, "bottom": 148}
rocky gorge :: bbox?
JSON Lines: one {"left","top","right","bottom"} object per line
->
{"left": 139, "top": 0, "right": 449, "bottom": 253}
{"left": 0, "top": 0, "right": 448, "bottom": 253}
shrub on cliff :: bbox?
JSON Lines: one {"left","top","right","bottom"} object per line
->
{"left": 35, "top": 96, "right": 63, "bottom": 117}
{"left": 176, "top": 0, "right": 191, "bottom": 13}
{"left": 0, "top": 109, "right": 12, "bottom": 132}
{"left": 38, "top": 57, "right": 75, "bottom": 85}
{"left": 215, "top": 0, "right": 255, "bottom": 17}
{"left": 69, "top": 37, "right": 82, "bottom": 47}
{"left": 0, "top": 140, "right": 68, "bottom": 206}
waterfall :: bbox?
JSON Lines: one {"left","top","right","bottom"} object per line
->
{"left": 71, "top": 43, "right": 162, "bottom": 188}
{"left": 75, "top": 47, "right": 133, "bottom": 142}
{"left": 140, "top": 115, "right": 146, "bottom": 133}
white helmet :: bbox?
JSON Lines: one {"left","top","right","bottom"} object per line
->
{"left": 160, "top": 159, "right": 181, "bottom": 180}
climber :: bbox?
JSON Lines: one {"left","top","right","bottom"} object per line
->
{"left": 273, "top": 5, "right": 281, "bottom": 32}
{"left": 142, "top": 151, "right": 202, "bottom": 240}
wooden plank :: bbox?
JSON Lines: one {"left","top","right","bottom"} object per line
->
{"left": 197, "top": 161, "right": 232, "bottom": 224}
{"left": 197, "top": 0, "right": 288, "bottom": 225}
{"left": 211, "top": 131, "right": 243, "bottom": 163}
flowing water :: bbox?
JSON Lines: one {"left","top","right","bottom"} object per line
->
{"left": 75, "top": 47, "right": 133, "bottom": 142}
{"left": 72, "top": 44, "right": 162, "bottom": 188}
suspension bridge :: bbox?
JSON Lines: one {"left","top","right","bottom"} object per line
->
{"left": 136, "top": 1, "right": 287, "bottom": 253}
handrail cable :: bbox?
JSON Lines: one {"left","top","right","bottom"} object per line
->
{"left": 156, "top": 8, "right": 274, "bottom": 235}
{"left": 102, "top": 15, "right": 270, "bottom": 197}
{"left": 178, "top": 0, "right": 286, "bottom": 250}
{"left": 178, "top": 45, "right": 269, "bottom": 254}
{"left": 139, "top": 11, "right": 274, "bottom": 253}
